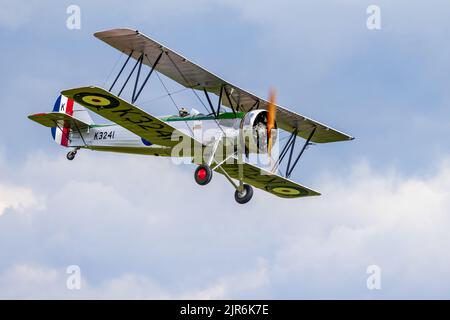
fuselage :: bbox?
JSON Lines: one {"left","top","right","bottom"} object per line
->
{"left": 68, "top": 112, "right": 246, "bottom": 156}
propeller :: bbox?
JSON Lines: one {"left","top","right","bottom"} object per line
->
{"left": 267, "top": 88, "right": 277, "bottom": 156}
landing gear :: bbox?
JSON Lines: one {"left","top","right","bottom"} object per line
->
{"left": 66, "top": 150, "right": 77, "bottom": 161}
{"left": 234, "top": 184, "right": 253, "bottom": 204}
{"left": 194, "top": 164, "right": 213, "bottom": 186}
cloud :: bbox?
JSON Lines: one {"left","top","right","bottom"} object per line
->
{"left": 2, "top": 0, "right": 450, "bottom": 299}
{"left": 0, "top": 263, "right": 168, "bottom": 299}
{"left": 0, "top": 149, "right": 450, "bottom": 298}
{"left": 182, "top": 258, "right": 270, "bottom": 300}
{"left": 0, "top": 261, "right": 268, "bottom": 299}
{"left": 0, "top": 182, "right": 42, "bottom": 216}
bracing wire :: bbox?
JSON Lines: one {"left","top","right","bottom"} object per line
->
{"left": 139, "top": 87, "right": 189, "bottom": 106}
{"left": 102, "top": 51, "right": 124, "bottom": 88}
{"left": 164, "top": 53, "right": 227, "bottom": 136}
{"left": 155, "top": 71, "right": 194, "bottom": 136}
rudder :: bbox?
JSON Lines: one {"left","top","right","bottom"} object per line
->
{"left": 51, "top": 95, "right": 74, "bottom": 146}
{"left": 50, "top": 95, "right": 94, "bottom": 146}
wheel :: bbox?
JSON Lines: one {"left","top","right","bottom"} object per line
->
{"left": 194, "top": 164, "right": 213, "bottom": 185}
{"left": 66, "top": 151, "right": 76, "bottom": 161}
{"left": 234, "top": 184, "right": 253, "bottom": 204}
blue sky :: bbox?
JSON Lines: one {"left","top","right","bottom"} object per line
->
{"left": 1, "top": 0, "right": 450, "bottom": 299}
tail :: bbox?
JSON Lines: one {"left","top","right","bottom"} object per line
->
{"left": 51, "top": 95, "right": 94, "bottom": 146}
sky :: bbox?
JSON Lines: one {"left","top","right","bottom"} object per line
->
{"left": 1, "top": 0, "right": 450, "bottom": 299}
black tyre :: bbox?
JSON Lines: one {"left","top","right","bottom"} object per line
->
{"left": 66, "top": 151, "right": 76, "bottom": 161}
{"left": 194, "top": 165, "right": 213, "bottom": 186}
{"left": 234, "top": 184, "right": 253, "bottom": 204}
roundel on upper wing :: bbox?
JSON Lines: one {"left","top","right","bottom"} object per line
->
{"left": 266, "top": 185, "right": 308, "bottom": 198}
{"left": 73, "top": 92, "right": 120, "bottom": 109}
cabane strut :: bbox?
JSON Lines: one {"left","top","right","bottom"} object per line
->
{"left": 109, "top": 50, "right": 163, "bottom": 104}
{"left": 272, "top": 127, "right": 316, "bottom": 178}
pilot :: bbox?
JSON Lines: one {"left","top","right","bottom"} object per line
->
{"left": 179, "top": 107, "right": 189, "bottom": 117}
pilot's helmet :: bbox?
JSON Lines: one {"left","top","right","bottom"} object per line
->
{"left": 179, "top": 107, "right": 189, "bottom": 117}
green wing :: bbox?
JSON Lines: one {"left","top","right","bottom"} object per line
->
{"left": 61, "top": 86, "right": 201, "bottom": 149}
{"left": 95, "top": 28, "right": 354, "bottom": 143}
{"left": 216, "top": 160, "right": 320, "bottom": 198}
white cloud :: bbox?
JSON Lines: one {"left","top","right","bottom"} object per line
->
{"left": 0, "top": 264, "right": 63, "bottom": 299}
{"left": 2, "top": 0, "right": 450, "bottom": 299}
{"left": 0, "top": 263, "right": 167, "bottom": 299}
{"left": 0, "top": 261, "right": 268, "bottom": 299}
{"left": 0, "top": 183, "right": 42, "bottom": 216}
{"left": 0, "top": 149, "right": 450, "bottom": 298}
{"left": 183, "top": 258, "right": 270, "bottom": 299}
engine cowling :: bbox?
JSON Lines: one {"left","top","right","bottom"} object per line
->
{"left": 241, "top": 110, "right": 278, "bottom": 154}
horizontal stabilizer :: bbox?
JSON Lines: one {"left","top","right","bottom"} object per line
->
{"left": 28, "top": 112, "right": 91, "bottom": 129}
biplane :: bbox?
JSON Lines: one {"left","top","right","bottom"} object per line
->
{"left": 28, "top": 28, "right": 354, "bottom": 204}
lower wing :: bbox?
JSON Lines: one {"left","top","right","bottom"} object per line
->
{"left": 216, "top": 160, "right": 320, "bottom": 198}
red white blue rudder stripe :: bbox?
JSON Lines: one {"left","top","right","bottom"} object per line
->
{"left": 50, "top": 95, "right": 74, "bottom": 147}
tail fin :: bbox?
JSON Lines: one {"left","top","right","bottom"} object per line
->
{"left": 51, "top": 95, "right": 94, "bottom": 146}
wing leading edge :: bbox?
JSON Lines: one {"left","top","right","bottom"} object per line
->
{"left": 94, "top": 28, "right": 354, "bottom": 143}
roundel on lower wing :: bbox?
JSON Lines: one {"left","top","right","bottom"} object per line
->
{"left": 73, "top": 92, "right": 120, "bottom": 109}
{"left": 266, "top": 185, "right": 308, "bottom": 198}
{"left": 141, "top": 138, "right": 152, "bottom": 146}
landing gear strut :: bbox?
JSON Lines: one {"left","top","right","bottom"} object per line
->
{"left": 66, "top": 150, "right": 77, "bottom": 161}
{"left": 194, "top": 164, "right": 213, "bottom": 186}
{"left": 234, "top": 184, "right": 253, "bottom": 204}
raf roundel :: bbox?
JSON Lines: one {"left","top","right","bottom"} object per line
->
{"left": 73, "top": 92, "right": 120, "bottom": 109}
{"left": 266, "top": 185, "right": 308, "bottom": 198}
{"left": 82, "top": 95, "right": 110, "bottom": 106}
{"left": 272, "top": 187, "right": 300, "bottom": 195}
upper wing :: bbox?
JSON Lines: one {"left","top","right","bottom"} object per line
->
{"left": 94, "top": 28, "right": 354, "bottom": 143}
{"left": 28, "top": 112, "right": 90, "bottom": 130}
{"left": 216, "top": 160, "right": 320, "bottom": 198}
{"left": 61, "top": 86, "right": 202, "bottom": 149}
